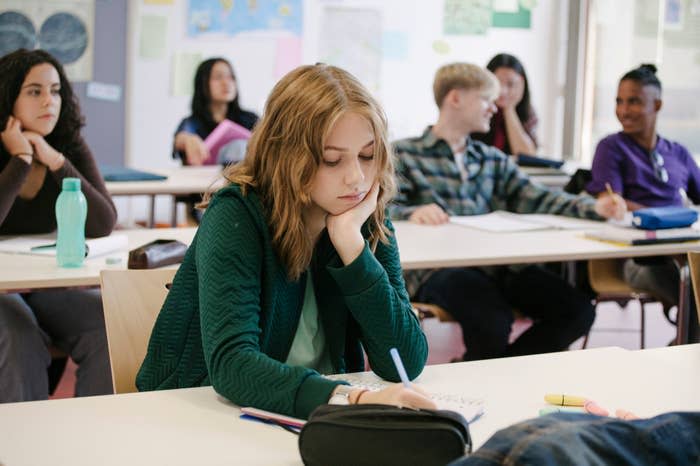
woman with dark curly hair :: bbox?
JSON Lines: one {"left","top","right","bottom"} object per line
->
{"left": 0, "top": 48, "right": 116, "bottom": 402}
{"left": 473, "top": 53, "right": 538, "bottom": 156}
{"left": 173, "top": 57, "right": 258, "bottom": 165}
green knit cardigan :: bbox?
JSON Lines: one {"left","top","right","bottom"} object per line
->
{"left": 136, "top": 185, "right": 428, "bottom": 419}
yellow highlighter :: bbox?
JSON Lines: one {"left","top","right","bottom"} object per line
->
{"left": 544, "top": 393, "right": 587, "bottom": 407}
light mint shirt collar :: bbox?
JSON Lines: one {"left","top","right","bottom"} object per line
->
{"left": 285, "top": 271, "right": 334, "bottom": 374}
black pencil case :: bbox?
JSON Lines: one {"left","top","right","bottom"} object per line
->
{"left": 127, "top": 239, "right": 187, "bottom": 269}
{"left": 298, "top": 404, "right": 471, "bottom": 466}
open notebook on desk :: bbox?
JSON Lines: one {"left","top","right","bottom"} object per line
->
{"left": 0, "top": 234, "right": 128, "bottom": 258}
{"left": 326, "top": 372, "right": 484, "bottom": 423}
{"left": 240, "top": 373, "right": 485, "bottom": 430}
{"left": 451, "top": 211, "right": 595, "bottom": 232}
{"left": 584, "top": 226, "right": 700, "bottom": 246}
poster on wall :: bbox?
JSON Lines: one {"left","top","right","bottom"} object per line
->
{"left": 443, "top": 0, "right": 491, "bottom": 35}
{"left": 187, "top": 0, "right": 302, "bottom": 37}
{"left": 443, "top": 0, "right": 533, "bottom": 35}
{"left": 319, "top": 7, "right": 382, "bottom": 93}
{"left": 0, "top": 0, "right": 94, "bottom": 81}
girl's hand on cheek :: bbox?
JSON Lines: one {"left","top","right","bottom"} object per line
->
{"left": 326, "top": 182, "right": 379, "bottom": 236}
{"left": 326, "top": 182, "right": 380, "bottom": 265}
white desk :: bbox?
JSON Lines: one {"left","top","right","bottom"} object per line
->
{"left": 0, "top": 344, "right": 697, "bottom": 466}
{"left": 393, "top": 220, "right": 700, "bottom": 270}
{"left": 106, "top": 166, "right": 225, "bottom": 227}
{"left": 394, "top": 220, "right": 700, "bottom": 344}
{"left": 0, "top": 228, "right": 197, "bottom": 292}
{"left": 3, "top": 221, "right": 698, "bottom": 339}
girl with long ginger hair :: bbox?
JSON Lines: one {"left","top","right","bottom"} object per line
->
{"left": 138, "top": 64, "right": 435, "bottom": 418}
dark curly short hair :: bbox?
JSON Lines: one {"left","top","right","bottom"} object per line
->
{"left": 0, "top": 49, "right": 84, "bottom": 151}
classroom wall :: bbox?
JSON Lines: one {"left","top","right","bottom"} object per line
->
{"left": 126, "top": 0, "right": 570, "bottom": 171}
{"left": 74, "top": 0, "right": 127, "bottom": 167}
{"left": 120, "top": 0, "right": 572, "bottom": 225}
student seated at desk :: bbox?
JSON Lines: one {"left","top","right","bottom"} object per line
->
{"left": 586, "top": 64, "right": 700, "bottom": 340}
{"left": 173, "top": 58, "right": 259, "bottom": 224}
{"left": 391, "top": 63, "right": 626, "bottom": 361}
{"left": 173, "top": 57, "right": 258, "bottom": 166}
{"left": 472, "top": 53, "right": 537, "bottom": 156}
{"left": 137, "top": 64, "right": 436, "bottom": 418}
{"left": 0, "top": 49, "right": 116, "bottom": 402}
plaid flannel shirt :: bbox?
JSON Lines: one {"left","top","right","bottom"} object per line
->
{"left": 390, "top": 127, "right": 601, "bottom": 296}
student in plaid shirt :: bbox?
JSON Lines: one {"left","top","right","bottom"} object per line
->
{"left": 391, "top": 63, "right": 626, "bottom": 361}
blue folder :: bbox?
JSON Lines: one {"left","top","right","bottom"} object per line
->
{"left": 101, "top": 166, "right": 168, "bottom": 182}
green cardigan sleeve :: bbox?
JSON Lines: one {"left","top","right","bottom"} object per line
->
{"left": 196, "top": 195, "right": 341, "bottom": 419}
{"left": 326, "top": 220, "right": 428, "bottom": 381}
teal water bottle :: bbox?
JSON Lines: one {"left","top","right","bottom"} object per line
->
{"left": 55, "top": 177, "right": 87, "bottom": 268}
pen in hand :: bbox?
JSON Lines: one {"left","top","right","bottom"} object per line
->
{"left": 605, "top": 182, "right": 625, "bottom": 219}
{"left": 389, "top": 347, "right": 411, "bottom": 388}
{"left": 604, "top": 182, "right": 616, "bottom": 199}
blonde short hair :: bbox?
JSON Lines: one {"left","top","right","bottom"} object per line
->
{"left": 433, "top": 63, "right": 499, "bottom": 108}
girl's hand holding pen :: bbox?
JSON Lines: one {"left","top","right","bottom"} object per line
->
{"left": 357, "top": 383, "right": 437, "bottom": 410}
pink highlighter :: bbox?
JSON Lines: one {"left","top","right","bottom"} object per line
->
{"left": 583, "top": 399, "right": 610, "bottom": 416}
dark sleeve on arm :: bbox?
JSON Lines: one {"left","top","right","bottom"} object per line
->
{"left": 50, "top": 137, "right": 116, "bottom": 237}
{"left": 326, "top": 219, "right": 428, "bottom": 381}
{"left": 172, "top": 117, "right": 192, "bottom": 162}
{"left": 196, "top": 197, "right": 341, "bottom": 419}
{"left": 0, "top": 157, "right": 31, "bottom": 225}
{"left": 587, "top": 138, "right": 623, "bottom": 195}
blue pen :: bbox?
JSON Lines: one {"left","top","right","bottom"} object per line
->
{"left": 389, "top": 347, "right": 411, "bottom": 388}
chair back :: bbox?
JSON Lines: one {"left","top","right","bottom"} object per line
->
{"left": 588, "top": 258, "right": 636, "bottom": 295}
{"left": 100, "top": 269, "right": 176, "bottom": 394}
{"left": 687, "top": 251, "right": 700, "bottom": 325}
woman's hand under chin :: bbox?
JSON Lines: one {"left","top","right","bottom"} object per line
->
{"left": 326, "top": 182, "right": 380, "bottom": 265}
{"left": 1, "top": 116, "right": 33, "bottom": 160}
{"left": 23, "top": 131, "right": 65, "bottom": 171}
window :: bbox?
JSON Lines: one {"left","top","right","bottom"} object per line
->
{"left": 580, "top": 0, "right": 700, "bottom": 165}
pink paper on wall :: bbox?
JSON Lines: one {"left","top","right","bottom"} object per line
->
{"left": 274, "top": 36, "right": 303, "bottom": 79}
{"left": 203, "top": 119, "right": 252, "bottom": 165}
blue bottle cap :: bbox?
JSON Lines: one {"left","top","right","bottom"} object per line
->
{"left": 62, "top": 177, "right": 81, "bottom": 191}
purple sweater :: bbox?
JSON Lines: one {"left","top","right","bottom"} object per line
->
{"left": 587, "top": 132, "right": 700, "bottom": 207}
{"left": 0, "top": 136, "right": 116, "bottom": 237}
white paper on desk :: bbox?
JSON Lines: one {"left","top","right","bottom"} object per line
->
{"left": 523, "top": 214, "right": 598, "bottom": 230}
{"left": 607, "top": 212, "right": 634, "bottom": 228}
{"left": 451, "top": 212, "right": 547, "bottom": 232}
{"left": 0, "top": 234, "right": 128, "bottom": 258}
{"left": 326, "top": 372, "right": 484, "bottom": 423}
